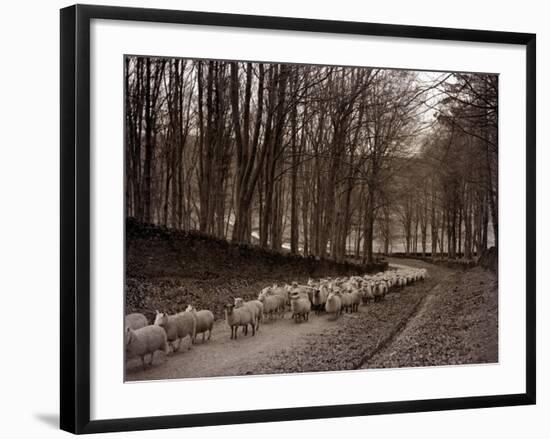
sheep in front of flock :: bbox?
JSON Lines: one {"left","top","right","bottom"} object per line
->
{"left": 234, "top": 297, "right": 263, "bottom": 331}
{"left": 325, "top": 291, "right": 343, "bottom": 319}
{"left": 289, "top": 291, "right": 312, "bottom": 323}
{"left": 312, "top": 284, "right": 330, "bottom": 315}
{"left": 125, "top": 312, "right": 148, "bottom": 330}
{"left": 154, "top": 310, "right": 196, "bottom": 353}
{"left": 224, "top": 303, "right": 256, "bottom": 339}
{"left": 125, "top": 324, "right": 169, "bottom": 369}
{"left": 185, "top": 305, "right": 214, "bottom": 343}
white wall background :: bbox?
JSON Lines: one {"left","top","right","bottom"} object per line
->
{"left": 0, "top": 0, "right": 546, "bottom": 437}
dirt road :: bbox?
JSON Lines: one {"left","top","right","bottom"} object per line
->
{"left": 126, "top": 258, "right": 496, "bottom": 382}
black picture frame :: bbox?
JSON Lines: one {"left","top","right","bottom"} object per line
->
{"left": 60, "top": 4, "right": 536, "bottom": 434}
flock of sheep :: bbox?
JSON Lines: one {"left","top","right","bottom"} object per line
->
{"left": 125, "top": 267, "right": 428, "bottom": 369}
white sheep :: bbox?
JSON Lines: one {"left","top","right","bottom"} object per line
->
{"left": 258, "top": 289, "right": 286, "bottom": 319}
{"left": 257, "top": 294, "right": 279, "bottom": 320}
{"left": 234, "top": 298, "right": 263, "bottom": 330}
{"left": 291, "top": 285, "right": 316, "bottom": 303}
{"left": 224, "top": 304, "right": 255, "bottom": 339}
{"left": 340, "top": 291, "right": 353, "bottom": 312}
{"left": 312, "top": 284, "right": 330, "bottom": 315}
{"left": 125, "top": 312, "right": 148, "bottom": 330}
{"left": 185, "top": 305, "right": 214, "bottom": 343}
{"left": 290, "top": 292, "right": 312, "bottom": 323}
{"left": 373, "top": 281, "right": 387, "bottom": 302}
{"left": 325, "top": 291, "right": 343, "bottom": 319}
{"left": 125, "top": 324, "right": 168, "bottom": 368}
{"left": 362, "top": 282, "right": 374, "bottom": 304}
{"left": 349, "top": 290, "right": 362, "bottom": 312}
{"left": 154, "top": 310, "right": 196, "bottom": 352}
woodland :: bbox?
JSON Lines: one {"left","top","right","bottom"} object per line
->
{"left": 125, "top": 57, "right": 498, "bottom": 263}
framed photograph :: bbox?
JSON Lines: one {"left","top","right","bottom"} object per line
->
{"left": 60, "top": 4, "right": 536, "bottom": 434}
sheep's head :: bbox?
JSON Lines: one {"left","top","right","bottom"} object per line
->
{"left": 224, "top": 304, "right": 235, "bottom": 315}
{"left": 185, "top": 305, "right": 195, "bottom": 313}
{"left": 234, "top": 297, "right": 244, "bottom": 308}
{"left": 124, "top": 326, "right": 134, "bottom": 348}
{"left": 153, "top": 311, "right": 168, "bottom": 326}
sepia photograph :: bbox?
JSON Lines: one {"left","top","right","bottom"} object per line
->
{"left": 123, "top": 56, "right": 498, "bottom": 382}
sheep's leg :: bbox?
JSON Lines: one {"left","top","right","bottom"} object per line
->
{"left": 251, "top": 323, "right": 255, "bottom": 336}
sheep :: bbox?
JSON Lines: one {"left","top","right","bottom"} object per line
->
{"left": 398, "top": 276, "right": 406, "bottom": 288}
{"left": 362, "top": 282, "right": 375, "bottom": 304}
{"left": 125, "top": 324, "right": 168, "bottom": 368}
{"left": 349, "top": 290, "right": 362, "bottom": 312}
{"left": 258, "top": 288, "right": 286, "bottom": 319}
{"left": 185, "top": 305, "right": 214, "bottom": 343}
{"left": 258, "top": 286, "right": 272, "bottom": 300}
{"left": 340, "top": 291, "right": 353, "bottom": 313}
{"left": 125, "top": 312, "right": 148, "bottom": 330}
{"left": 258, "top": 293, "right": 282, "bottom": 321}
{"left": 373, "top": 281, "right": 387, "bottom": 303}
{"left": 312, "top": 284, "right": 330, "bottom": 315}
{"left": 274, "top": 293, "right": 288, "bottom": 317}
{"left": 325, "top": 291, "right": 343, "bottom": 319}
{"left": 224, "top": 303, "right": 255, "bottom": 339}
{"left": 154, "top": 310, "right": 196, "bottom": 353}
{"left": 234, "top": 297, "right": 263, "bottom": 330}
{"left": 289, "top": 292, "right": 312, "bottom": 323}
{"left": 290, "top": 284, "right": 315, "bottom": 303}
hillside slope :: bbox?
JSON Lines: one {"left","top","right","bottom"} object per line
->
{"left": 125, "top": 219, "right": 386, "bottom": 321}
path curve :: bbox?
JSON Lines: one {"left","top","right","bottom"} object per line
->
{"left": 126, "top": 258, "right": 455, "bottom": 381}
